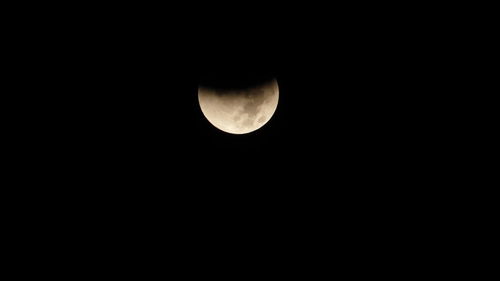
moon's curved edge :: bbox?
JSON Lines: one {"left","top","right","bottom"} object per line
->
{"left": 198, "top": 78, "right": 279, "bottom": 134}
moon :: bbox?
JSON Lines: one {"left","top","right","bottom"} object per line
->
{"left": 198, "top": 79, "right": 279, "bottom": 134}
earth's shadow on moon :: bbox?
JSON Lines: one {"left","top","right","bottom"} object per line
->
{"left": 198, "top": 68, "right": 277, "bottom": 91}
{"left": 198, "top": 73, "right": 279, "bottom": 135}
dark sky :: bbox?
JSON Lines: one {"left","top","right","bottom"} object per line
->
{"left": 34, "top": 4, "right": 440, "bottom": 248}
{"left": 52, "top": 5, "right": 429, "bottom": 192}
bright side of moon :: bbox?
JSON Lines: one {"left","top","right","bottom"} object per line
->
{"left": 198, "top": 79, "right": 279, "bottom": 134}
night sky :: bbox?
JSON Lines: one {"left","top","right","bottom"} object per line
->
{"left": 30, "top": 4, "right": 440, "bottom": 256}
{"left": 47, "top": 4, "right": 430, "bottom": 204}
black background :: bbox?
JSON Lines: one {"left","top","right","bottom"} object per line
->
{"left": 55, "top": 7, "right": 427, "bottom": 186}
{"left": 4, "top": 3, "right": 479, "bottom": 274}
{"left": 35, "top": 6, "right": 434, "bottom": 209}
{"left": 19, "top": 3, "right": 448, "bottom": 260}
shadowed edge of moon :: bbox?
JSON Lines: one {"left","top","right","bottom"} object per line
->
{"left": 198, "top": 79, "right": 279, "bottom": 134}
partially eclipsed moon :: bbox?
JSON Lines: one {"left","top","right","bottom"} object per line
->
{"left": 198, "top": 79, "right": 279, "bottom": 134}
